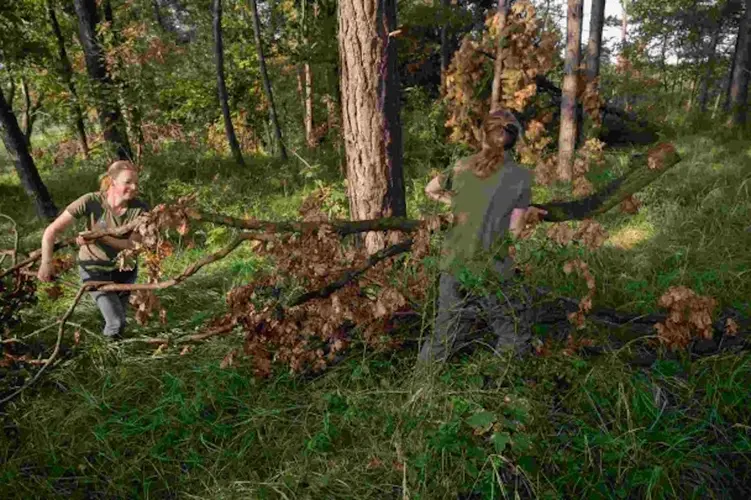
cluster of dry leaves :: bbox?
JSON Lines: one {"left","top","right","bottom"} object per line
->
{"left": 653, "top": 286, "right": 732, "bottom": 350}
{"left": 220, "top": 191, "right": 440, "bottom": 377}
{"left": 443, "top": 1, "right": 558, "bottom": 147}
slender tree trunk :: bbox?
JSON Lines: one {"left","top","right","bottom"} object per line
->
{"left": 699, "top": 19, "right": 723, "bottom": 112}
{"left": 103, "top": 0, "right": 145, "bottom": 158}
{"left": 151, "top": 0, "right": 163, "bottom": 26}
{"left": 557, "top": 0, "right": 583, "bottom": 182}
{"left": 586, "top": 0, "right": 605, "bottom": 83}
{"left": 248, "top": 0, "right": 287, "bottom": 160}
{"left": 490, "top": 0, "right": 510, "bottom": 111}
{"left": 0, "top": 90, "right": 57, "bottom": 220}
{"left": 73, "top": 0, "right": 130, "bottom": 159}
{"left": 20, "top": 78, "right": 40, "bottom": 146}
{"left": 212, "top": 0, "right": 245, "bottom": 166}
{"left": 729, "top": 0, "right": 751, "bottom": 126}
{"left": 339, "top": 0, "right": 405, "bottom": 254}
{"left": 582, "top": 0, "right": 605, "bottom": 137}
{"left": 440, "top": 0, "right": 451, "bottom": 82}
{"left": 48, "top": 0, "right": 89, "bottom": 158}
{"left": 711, "top": 89, "right": 723, "bottom": 119}
{"left": 304, "top": 63, "right": 314, "bottom": 148}
{"left": 73, "top": 0, "right": 131, "bottom": 160}
{"left": 724, "top": 26, "right": 741, "bottom": 111}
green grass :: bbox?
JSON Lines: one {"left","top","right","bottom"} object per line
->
{"left": 2, "top": 115, "right": 751, "bottom": 498}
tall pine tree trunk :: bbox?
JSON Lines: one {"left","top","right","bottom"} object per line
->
{"left": 0, "top": 90, "right": 57, "bottom": 220}
{"left": 339, "top": 0, "right": 405, "bottom": 254}
{"left": 48, "top": 0, "right": 89, "bottom": 158}
{"left": 585, "top": 0, "right": 605, "bottom": 84}
{"left": 729, "top": 0, "right": 751, "bottom": 126}
{"left": 557, "top": 0, "right": 583, "bottom": 182}
{"left": 20, "top": 78, "right": 42, "bottom": 147}
{"left": 212, "top": 0, "right": 246, "bottom": 167}
{"left": 490, "top": 0, "right": 510, "bottom": 111}
{"left": 249, "top": 0, "right": 287, "bottom": 160}
{"left": 73, "top": 0, "right": 131, "bottom": 160}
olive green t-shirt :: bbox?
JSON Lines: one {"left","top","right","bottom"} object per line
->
{"left": 66, "top": 192, "right": 149, "bottom": 271}
{"left": 440, "top": 158, "right": 532, "bottom": 279}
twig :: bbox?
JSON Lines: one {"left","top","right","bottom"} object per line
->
{"left": 0, "top": 285, "right": 88, "bottom": 406}
{"left": 77, "top": 232, "right": 274, "bottom": 293}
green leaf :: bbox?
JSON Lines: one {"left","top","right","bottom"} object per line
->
{"left": 492, "top": 431, "right": 511, "bottom": 454}
{"left": 466, "top": 411, "right": 496, "bottom": 430}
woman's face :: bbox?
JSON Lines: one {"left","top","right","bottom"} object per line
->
{"left": 111, "top": 169, "right": 139, "bottom": 200}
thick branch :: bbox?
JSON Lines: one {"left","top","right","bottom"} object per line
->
{"left": 537, "top": 144, "right": 681, "bottom": 222}
{"left": 190, "top": 211, "right": 423, "bottom": 236}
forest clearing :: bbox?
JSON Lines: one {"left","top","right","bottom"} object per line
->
{"left": 1, "top": 0, "right": 751, "bottom": 498}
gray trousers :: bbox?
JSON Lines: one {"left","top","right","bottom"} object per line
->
{"left": 418, "top": 272, "right": 536, "bottom": 363}
{"left": 79, "top": 266, "right": 138, "bottom": 338}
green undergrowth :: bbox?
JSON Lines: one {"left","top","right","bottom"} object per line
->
{"left": 2, "top": 122, "right": 751, "bottom": 497}
{"left": 2, "top": 342, "right": 750, "bottom": 498}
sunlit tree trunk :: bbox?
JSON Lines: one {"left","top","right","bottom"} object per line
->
{"left": 339, "top": 0, "right": 405, "bottom": 254}
{"left": 0, "top": 89, "right": 57, "bottom": 220}
{"left": 557, "top": 0, "right": 583, "bottom": 182}
{"left": 212, "top": 0, "right": 246, "bottom": 166}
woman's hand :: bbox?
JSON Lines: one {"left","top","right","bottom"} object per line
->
{"left": 37, "top": 262, "right": 55, "bottom": 282}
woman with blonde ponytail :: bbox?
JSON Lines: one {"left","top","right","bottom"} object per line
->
{"left": 420, "top": 108, "right": 546, "bottom": 363}
{"left": 38, "top": 160, "right": 149, "bottom": 340}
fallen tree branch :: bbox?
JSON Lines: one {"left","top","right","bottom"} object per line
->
{"left": 537, "top": 143, "right": 682, "bottom": 221}
{"left": 289, "top": 239, "right": 415, "bottom": 307}
{"left": 189, "top": 211, "right": 424, "bottom": 236}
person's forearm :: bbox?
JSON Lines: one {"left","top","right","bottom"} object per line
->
{"left": 40, "top": 228, "right": 57, "bottom": 265}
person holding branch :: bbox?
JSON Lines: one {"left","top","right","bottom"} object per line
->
{"left": 419, "top": 109, "right": 545, "bottom": 362}
{"left": 37, "top": 161, "right": 149, "bottom": 340}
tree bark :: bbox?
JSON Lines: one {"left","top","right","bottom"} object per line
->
{"left": 72, "top": 0, "right": 131, "bottom": 160}
{"left": 490, "top": 0, "right": 510, "bottom": 111}
{"left": 339, "top": 0, "right": 406, "bottom": 254}
{"left": 0, "top": 89, "right": 57, "bottom": 220}
{"left": 729, "top": 0, "right": 751, "bottom": 126}
{"left": 48, "top": 0, "right": 89, "bottom": 158}
{"left": 557, "top": 0, "right": 583, "bottom": 182}
{"left": 248, "top": 0, "right": 287, "bottom": 160}
{"left": 212, "top": 0, "right": 246, "bottom": 167}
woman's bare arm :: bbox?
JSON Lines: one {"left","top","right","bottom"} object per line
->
{"left": 38, "top": 211, "right": 76, "bottom": 281}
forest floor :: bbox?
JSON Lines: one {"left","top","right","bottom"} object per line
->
{"left": 1, "top": 123, "right": 751, "bottom": 498}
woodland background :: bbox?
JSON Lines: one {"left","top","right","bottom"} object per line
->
{"left": 1, "top": 0, "right": 751, "bottom": 498}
